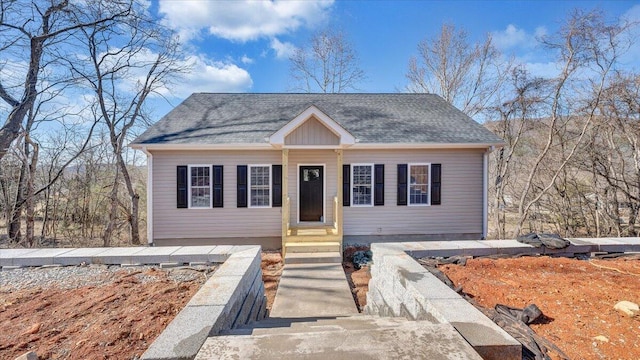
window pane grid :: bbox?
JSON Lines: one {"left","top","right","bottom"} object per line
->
{"left": 250, "top": 166, "right": 270, "bottom": 207}
{"left": 190, "top": 166, "right": 211, "bottom": 208}
{"left": 409, "top": 164, "right": 429, "bottom": 205}
{"left": 352, "top": 165, "right": 372, "bottom": 206}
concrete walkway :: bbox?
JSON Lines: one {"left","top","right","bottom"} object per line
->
{"left": 198, "top": 316, "right": 482, "bottom": 360}
{"left": 198, "top": 254, "right": 486, "bottom": 359}
{"left": 0, "top": 245, "right": 244, "bottom": 268}
{"left": 270, "top": 261, "right": 358, "bottom": 318}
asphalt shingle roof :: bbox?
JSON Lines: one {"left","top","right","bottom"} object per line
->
{"left": 131, "top": 93, "right": 503, "bottom": 145}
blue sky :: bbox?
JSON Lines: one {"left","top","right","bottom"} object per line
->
{"left": 150, "top": 0, "right": 640, "bottom": 104}
{"left": 3, "top": 1, "right": 637, "bottom": 131}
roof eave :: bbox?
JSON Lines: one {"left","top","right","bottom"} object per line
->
{"left": 129, "top": 143, "right": 275, "bottom": 151}
{"left": 130, "top": 141, "right": 505, "bottom": 151}
{"left": 351, "top": 142, "right": 505, "bottom": 150}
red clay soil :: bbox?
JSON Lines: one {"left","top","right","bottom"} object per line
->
{"left": 261, "top": 251, "right": 284, "bottom": 310}
{"left": 342, "top": 246, "right": 372, "bottom": 311}
{"left": 0, "top": 253, "right": 283, "bottom": 360}
{"left": 439, "top": 256, "right": 640, "bottom": 360}
{"left": 0, "top": 268, "right": 203, "bottom": 360}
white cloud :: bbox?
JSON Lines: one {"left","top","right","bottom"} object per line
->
{"left": 270, "top": 38, "right": 297, "bottom": 59}
{"left": 492, "top": 24, "right": 547, "bottom": 50}
{"left": 241, "top": 55, "right": 254, "bottom": 64}
{"left": 91, "top": 47, "right": 252, "bottom": 97}
{"left": 534, "top": 26, "right": 548, "bottom": 39}
{"left": 158, "top": 0, "right": 334, "bottom": 42}
{"left": 169, "top": 55, "right": 253, "bottom": 97}
{"left": 491, "top": 24, "right": 559, "bottom": 78}
{"left": 493, "top": 24, "right": 528, "bottom": 49}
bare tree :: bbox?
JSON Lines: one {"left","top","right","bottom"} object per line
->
{"left": 2, "top": 99, "right": 100, "bottom": 245}
{"left": 487, "top": 67, "right": 547, "bottom": 238}
{"left": 289, "top": 28, "right": 365, "bottom": 93}
{"left": 407, "top": 23, "right": 510, "bottom": 118}
{"left": 587, "top": 72, "right": 640, "bottom": 236}
{"left": 0, "top": 0, "right": 131, "bottom": 162}
{"left": 511, "top": 9, "right": 634, "bottom": 237}
{"left": 70, "top": 4, "right": 183, "bottom": 245}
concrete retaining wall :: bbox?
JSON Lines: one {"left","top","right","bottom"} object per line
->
{"left": 364, "top": 243, "right": 521, "bottom": 360}
{"left": 141, "top": 246, "right": 267, "bottom": 360}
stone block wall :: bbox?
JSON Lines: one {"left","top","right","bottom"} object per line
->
{"left": 364, "top": 243, "right": 521, "bottom": 360}
{"left": 142, "top": 246, "right": 267, "bottom": 360}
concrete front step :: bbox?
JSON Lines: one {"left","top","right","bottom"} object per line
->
{"left": 285, "top": 241, "right": 341, "bottom": 253}
{"left": 197, "top": 320, "right": 482, "bottom": 360}
{"left": 223, "top": 315, "right": 429, "bottom": 336}
{"left": 284, "top": 251, "right": 342, "bottom": 264}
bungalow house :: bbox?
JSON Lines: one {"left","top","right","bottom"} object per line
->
{"left": 130, "top": 93, "right": 504, "bottom": 254}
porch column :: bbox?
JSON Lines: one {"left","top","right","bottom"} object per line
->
{"left": 281, "top": 149, "right": 289, "bottom": 250}
{"left": 336, "top": 149, "right": 343, "bottom": 238}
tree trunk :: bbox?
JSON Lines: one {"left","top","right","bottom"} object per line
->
{"left": 116, "top": 153, "right": 140, "bottom": 245}
{"left": 8, "top": 153, "right": 28, "bottom": 244}
{"left": 130, "top": 193, "right": 141, "bottom": 244}
{"left": 102, "top": 172, "right": 119, "bottom": 247}
{"left": 25, "top": 141, "right": 39, "bottom": 247}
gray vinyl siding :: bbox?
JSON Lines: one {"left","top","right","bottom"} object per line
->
{"left": 151, "top": 150, "right": 282, "bottom": 241}
{"left": 343, "top": 149, "right": 484, "bottom": 236}
{"left": 285, "top": 117, "right": 340, "bottom": 146}
{"left": 149, "top": 148, "right": 484, "bottom": 242}
{"left": 287, "top": 150, "right": 338, "bottom": 225}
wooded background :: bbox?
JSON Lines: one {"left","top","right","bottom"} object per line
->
{"left": 1, "top": 1, "right": 638, "bottom": 247}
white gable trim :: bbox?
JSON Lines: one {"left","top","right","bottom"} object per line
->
{"left": 270, "top": 106, "right": 356, "bottom": 147}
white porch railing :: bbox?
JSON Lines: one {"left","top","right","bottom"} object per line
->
{"left": 333, "top": 196, "right": 339, "bottom": 230}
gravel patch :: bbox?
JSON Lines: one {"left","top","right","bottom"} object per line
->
{"left": 0, "top": 264, "right": 217, "bottom": 291}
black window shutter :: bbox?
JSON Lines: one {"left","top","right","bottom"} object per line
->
{"left": 342, "top": 164, "right": 350, "bottom": 207}
{"left": 213, "top": 165, "right": 223, "bottom": 208}
{"left": 374, "top": 164, "right": 384, "bottom": 206}
{"left": 177, "top": 166, "right": 188, "bottom": 208}
{"left": 397, "top": 164, "right": 407, "bottom": 206}
{"left": 272, "top": 165, "right": 282, "bottom": 207}
{"left": 237, "top": 165, "right": 247, "bottom": 208}
{"left": 431, "top": 163, "right": 442, "bottom": 205}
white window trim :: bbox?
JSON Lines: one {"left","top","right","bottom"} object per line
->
{"left": 248, "top": 164, "right": 272, "bottom": 208}
{"left": 350, "top": 163, "right": 374, "bottom": 207}
{"left": 408, "top": 163, "right": 431, "bottom": 206}
{"left": 188, "top": 164, "right": 213, "bottom": 209}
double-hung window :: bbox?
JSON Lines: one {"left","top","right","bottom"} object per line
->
{"left": 351, "top": 164, "right": 374, "bottom": 206}
{"left": 408, "top": 163, "right": 430, "bottom": 205}
{"left": 249, "top": 165, "right": 271, "bottom": 207}
{"left": 189, "top": 165, "right": 212, "bottom": 208}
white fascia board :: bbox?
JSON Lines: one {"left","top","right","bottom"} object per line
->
{"left": 269, "top": 105, "right": 356, "bottom": 146}
{"left": 130, "top": 141, "right": 505, "bottom": 151}
{"left": 129, "top": 143, "right": 275, "bottom": 151}
{"left": 350, "top": 142, "right": 505, "bottom": 150}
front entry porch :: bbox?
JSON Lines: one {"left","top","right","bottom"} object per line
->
{"left": 281, "top": 149, "right": 344, "bottom": 257}
{"left": 269, "top": 106, "right": 356, "bottom": 258}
